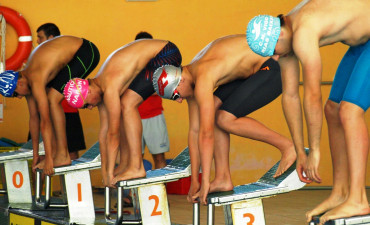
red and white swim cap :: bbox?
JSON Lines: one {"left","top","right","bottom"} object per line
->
{"left": 63, "top": 78, "right": 89, "bottom": 108}
{"left": 152, "top": 65, "right": 182, "bottom": 99}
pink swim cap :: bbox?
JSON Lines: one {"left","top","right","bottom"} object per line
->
{"left": 63, "top": 78, "right": 89, "bottom": 108}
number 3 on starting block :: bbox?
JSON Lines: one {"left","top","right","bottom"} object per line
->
{"left": 231, "top": 199, "right": 266, "bottom": 225}
{"left": 138, "top": 184, "right": 171, "bottom": 225}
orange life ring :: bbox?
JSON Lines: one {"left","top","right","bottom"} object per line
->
{"left": 0, "top": 6, "right": 32, "bottom": 70}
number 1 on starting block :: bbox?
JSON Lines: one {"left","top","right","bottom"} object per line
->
{"left": 231, "top": 198, "right": 266, "bottom": 225}
{"left": 138, "top": 183, "right": 171, "bottom": 225}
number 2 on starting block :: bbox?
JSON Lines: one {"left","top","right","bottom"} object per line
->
{"left": 138, "top": 183, "right": 171, "bottom": 225}
{"left": 231, "top": 198, "right": 266, "bottom": 225}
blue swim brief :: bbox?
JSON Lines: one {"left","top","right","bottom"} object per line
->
{"left": 328, "top": 40, "right": 370, "bottom": 111}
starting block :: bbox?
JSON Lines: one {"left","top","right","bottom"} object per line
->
{"left": 309, "top": 214, "right": 370, "bottom": 225}
{"left": 206, "top": 150, "right": 308, "bottom": 225}
{"left": 35, "top": 141, "right": 101, "bottom": 224}
{"left": 0, "top": 138, "right": 44, "bottom": 205}
{"left": 105, "top": 146, "right": 198, "bottom": 225}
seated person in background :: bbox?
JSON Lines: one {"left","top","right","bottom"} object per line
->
{"left": 36, "top": 23, "right": 86, "bottom": 161}
{"left": 64, "top": 38, "right": 181, "bottom": 187}
{"left": 0, "top": 35, "right": 100, "bottom": 175}
{"left": 246, "top": 0, "right": 370, "bottom": 223}
{"left": 152, "top": 34, "right": 295, "bottom": 205}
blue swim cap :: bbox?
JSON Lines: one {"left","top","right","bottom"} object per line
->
{"left": 0, "top": 70, "right": 19, "bottom": 97}
{"left": 246, "top": 15, "right": 281, "bottom": 57}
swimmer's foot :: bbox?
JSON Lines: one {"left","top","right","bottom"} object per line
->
{"left": 114, "top": 163, "right": 127, "bottom": 176}
{"left": 111, "top": 167, "right": 146, "bottom": 185}
{"left": 53, "top": 153, "right": 72, "bottom": 168}
{"left": 318, "top": 200, "right": 370, "bottom": 225}
{"left": 273, "top": 145, "right": 297, "bottom": 178}
{"left": 209, "top": 177, "right": 234, "bottom": 193}
{"left": 306, "top": 193, "right": 348, "bottom": 222}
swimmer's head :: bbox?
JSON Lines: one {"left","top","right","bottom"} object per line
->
{"left": 152, "top": 65, "right": 182, "bottom": 100}
{"left": 0, "top": 70, "right": 19, "bottom": 97}
{"left": 63, "top": 78, "right": 89, "bottom": 108}
{"left": 246, "top": 15, "right": 281, "bottom": 57}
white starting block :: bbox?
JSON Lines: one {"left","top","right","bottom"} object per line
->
{"left": 105, "top": 147, "right": 199, "bottom": 225}
{"left": 0, "top": 138, "right": 44, "bottom": 205}
{"left": 206, "top": 149, "right": 308, "bottom": 225}
{"left": 35, "top": 141, "right": 101, "bottom": 224}
{"left": 309, "top": 214, "right": 370, "bottom": 225}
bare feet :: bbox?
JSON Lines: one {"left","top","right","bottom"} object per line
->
{"left": 306, "top": 194, "right": 347, "bottom": 222}
{"left": 199, "top": 182, "right": 210, "bottom": 205}
{"left": 111, "top": 167, "right": 146, "bottom": 185}
{"left": 187, "top": 180, "right": 200, "bottom": 203}
{"left": 209, "top": 178, "right": 233, "bottom": 193}
{"left": 318, "top": 200, "right": 370, "bottom": 225}
{"left": 34, "top": 156, "right": 55, "bottom": 175}
{"left": 114, "top": 163, "right": 127, "bottom": 176}
{"left": 273, "top": 145, "right": 297, "bottom": 178}
{"left": 53, "top": 153, "right": 72, "bottom": 168}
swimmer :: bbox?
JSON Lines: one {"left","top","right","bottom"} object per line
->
{"left": 246, "top": 0, "right": 370, "bottom": 223}
{"left": 0, "top": 36, "right": 100, "bottom": 175}
{"left": 152, "top": 34, "right": 296, "bottom": 205}
{"left": 64, "top": 39, "right": 181, "bottom": 187}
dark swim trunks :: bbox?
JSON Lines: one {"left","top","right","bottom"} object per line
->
{"left": 128, "top": 41, "right": 182, "bottom": 100}
{"left": 47, "top": 38, "right": 100, "bottom": 93}
{"left": 214, "top": 58, "right": 282, "bottom": 118}
{"left": 65, "top": 112, "right": 86, "bottom": 152}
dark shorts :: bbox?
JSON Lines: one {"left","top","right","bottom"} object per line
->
{"left": 128, "top": 41, "right": 182, "bottom": 100}
{"left": 329, "top": 40, "right": 370, "bottom": 111}
{"left": 214, "top": 58, "right": 282, "bottom": 118}
{"left": 65, "top": 112, "right": 86, "bottom": 152}
{"left": 47, "top": 38, "right": 100, "bottom": 93}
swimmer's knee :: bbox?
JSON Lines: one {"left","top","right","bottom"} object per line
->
{"left": 339, "top": 101, "right": 364, "bottom": 124}
{"left": 48, "top": 92, "right": 63, "bottom": 107}
{"left": 216, "top": 110, "right": 235, "bottom": 130}
{"left": 120, "top": 91, "right": 143, "bottom": 110}
{"left": 324, "top": 100, "right": 340, "bottom": 119}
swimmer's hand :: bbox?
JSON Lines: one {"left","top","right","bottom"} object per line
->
{"left": 306, "top": 150, "right": 322, "bottom": 183}
{"left": 296, "top": 153, "right": 312, "bottom": 183}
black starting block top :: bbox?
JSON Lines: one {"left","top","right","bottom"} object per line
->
{"left": 310, "top": 214, "right": 370, "bottom": 225}
{"left": 207, "top": 149, "right": 308, "bottom": 206}
{"left": 0, "top": 138, "right": 45, "bottom": 163}
{"left": 52, "top": 142, "right": 101, "bottom": 175}
{"left": 117, "top": 147, "right": 191, "bottom": 188}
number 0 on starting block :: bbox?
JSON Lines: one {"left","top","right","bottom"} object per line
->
{"left": 138, "top": 183, "right": 171, "bottom": 225}
{"left": 231, "top": 198, "right": 265, "bottom": 225}
{"left": 4, "top": 160, "right": 32, "bottom": 203}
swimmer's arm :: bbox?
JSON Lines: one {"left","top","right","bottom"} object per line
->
{"left": 98, "top": 103, "right": 110, "bottom": 186}
{"left": 31, "top": 84, "right": 54, "bottom": 173}
{"left": 195, "top": 76, "right": 215, "bottom": 204}
{"left": 187, "top": 97, "right": 201, "bottom": 186}
{"left": 293, "top": 30, "right": 323, "bottom": 155}
{"left": 279, "top": 54, "right": 311, "bottom": 183}
{"left": 103, "top": 89, "right": 121, "bottom": 184}
{"left": 26, "top": 95, "right": 40, "bottom": 163}
{"left": 280, "top": 55, "right": 304, "bottom": 155}
{"left": 293, "top": 29, "right": 323, "bottom": 183}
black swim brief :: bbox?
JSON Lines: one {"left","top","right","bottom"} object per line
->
{"left": 128, "top": 41, "right": 182, "bottom": 100}
{"left": 47, "top": 38, "right": 100, "bottom": 94}
{"left": 214, "top": 58, "right": 282, "bottom": 118}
